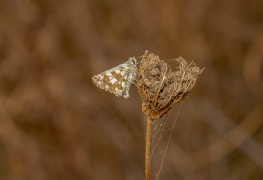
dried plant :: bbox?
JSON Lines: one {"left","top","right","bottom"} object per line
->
{"left": 137, "top": 50, "right": 204, "bottom": 120}
{"left": 136, "top": 51, "right": 204, "bottom": 180}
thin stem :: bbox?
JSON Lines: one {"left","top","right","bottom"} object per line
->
{"left": 146, "top": 117, "right": 153, "bottom": 180}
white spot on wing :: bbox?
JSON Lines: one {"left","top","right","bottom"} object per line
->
{"left": 98, "top": 75, "right": 103, "bottom": 79}
{"left": 122, "top": 81, "right": 125, "bottom": 87}
{"left": 115, "top": 69, "right": 120, "bottom": 74}
{"left": 109, "top": 78, "right": 117, "bottom": 84}
{"left": 106, "top": 72, "right": 112, "bottom": 76}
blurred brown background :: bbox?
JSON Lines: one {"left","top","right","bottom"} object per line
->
{"left": 0, "top": 0, "right": 263, "bottom": 180}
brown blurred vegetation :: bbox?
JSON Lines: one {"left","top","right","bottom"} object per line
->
{"left": 0, "top": 0, "right": 263, "bottom": 180}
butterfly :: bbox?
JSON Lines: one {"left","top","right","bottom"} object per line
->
{"left": 92, "top": 57, "right": 138, "bottom": 98}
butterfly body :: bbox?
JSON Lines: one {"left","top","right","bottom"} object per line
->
{"left": 92, "top": 58, "right": 137, "bottom": 98}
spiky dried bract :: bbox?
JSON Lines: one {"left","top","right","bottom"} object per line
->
{"left": 136, "top": 51, "right": 204, "bottom": 119}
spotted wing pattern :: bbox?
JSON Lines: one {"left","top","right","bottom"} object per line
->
{"left": 92, "top": 57, "right": 137, "bottom": 98}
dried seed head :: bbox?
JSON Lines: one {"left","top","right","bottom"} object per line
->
{"left": 136, "top": 51, "right": 204, "bottom": 120}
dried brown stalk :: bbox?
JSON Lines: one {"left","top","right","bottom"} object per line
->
{"left": 145, "top": 117, "right": 152, "bottom": 180}
{"left": 136, "top": 51, "right": 204, "bottom": 180}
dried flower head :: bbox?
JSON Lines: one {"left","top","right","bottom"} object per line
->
{"left": 136, "top": 51, "right": 204, "bottom": 120}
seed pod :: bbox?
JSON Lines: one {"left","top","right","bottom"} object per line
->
{"left": 136, "top": 51, "right": 204, "bottom": 119}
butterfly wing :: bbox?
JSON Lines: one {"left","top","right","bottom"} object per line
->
{"left": 92, "top": 58, "right": 137, "bottom": 98}
{"left": 92, "top": 64, "right": 128, "bottom": 97}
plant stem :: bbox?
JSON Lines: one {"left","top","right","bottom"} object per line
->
{"left": 146, "top": 117, "right": 152, "bottom": 180}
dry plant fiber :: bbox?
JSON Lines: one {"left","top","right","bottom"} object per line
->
{"left": 137, "top": 50, "right": 204, "bottom": 120}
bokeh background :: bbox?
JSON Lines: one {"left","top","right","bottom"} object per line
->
{"left": 0, "top": 0, "right": 263, "bottom": 180}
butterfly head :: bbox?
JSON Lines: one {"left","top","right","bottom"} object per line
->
{"left": 128, "top": 57, "right": 137, "bottom": 67}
